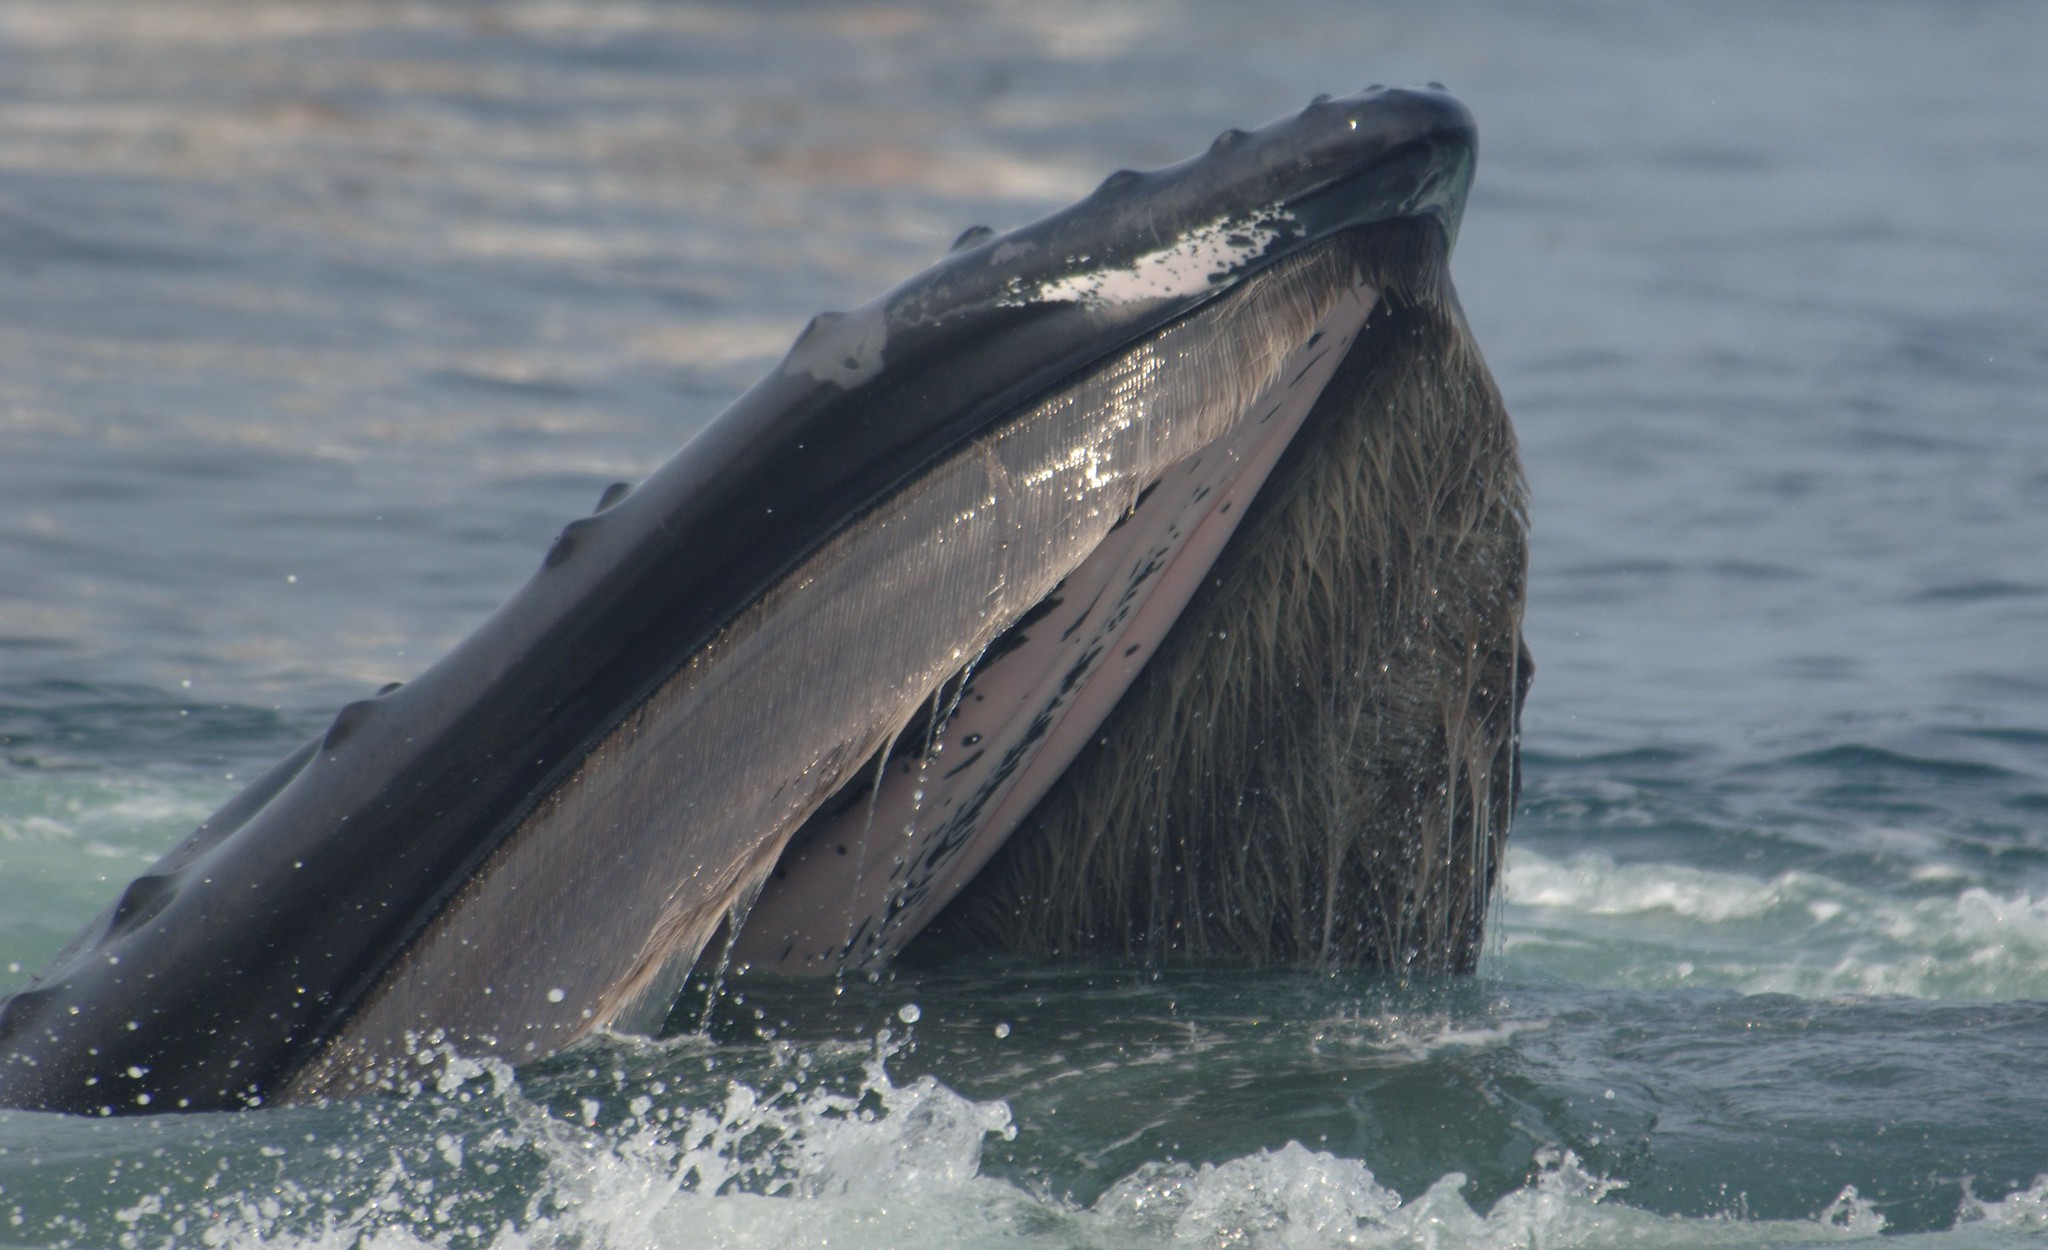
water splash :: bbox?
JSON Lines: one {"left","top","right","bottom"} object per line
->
{"left": 4, "top": 1013, "right": 2039, "bottom": 1248}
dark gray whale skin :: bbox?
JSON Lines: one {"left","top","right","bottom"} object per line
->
{"left": 0, "top": 88, "right": 1481, "bottom": 1115}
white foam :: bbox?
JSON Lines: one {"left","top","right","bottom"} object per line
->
{"left": 0, "top": 776, "right": 225, "bottom": 979}
{"left": 1496, "top": 848, "right": 2048, "bottom": 1000}
{"left": 1093, "top": 1142, "right": 1402, "bottom": 1245}
{"left": 1082, "top": 1146, "right": 1895, "bottom": 1249}
{"left": 0, "top": 776, "right": 216, "bottom": 854}
{"left": 1955, "top": 1174, "right": 2048, "bottom": 1234}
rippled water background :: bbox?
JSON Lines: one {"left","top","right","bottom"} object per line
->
{"left": 2, "top": 1, "right": 2046, "bottom": 1246}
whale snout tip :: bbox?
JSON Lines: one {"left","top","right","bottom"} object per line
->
{"left": 1279, "top": 85, "right": 1477, "bottom": 182}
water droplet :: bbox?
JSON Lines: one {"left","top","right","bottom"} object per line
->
{"left": 994, "top": 1022, "right": 1011, "bottom": 1039}
{"left": 898, "top": 1003, "right": 922, "bottom": 1024}
{"left": 546, "top": 987, "right": 567, "bottom": 1003}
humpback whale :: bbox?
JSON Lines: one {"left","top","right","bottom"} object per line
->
{"left": 0, "top": 86, "right": 1527, "bottom": 1115}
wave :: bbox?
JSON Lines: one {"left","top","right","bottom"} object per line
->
{"left": 1496, "top": 846, "right": 2048, "bottom": 1000}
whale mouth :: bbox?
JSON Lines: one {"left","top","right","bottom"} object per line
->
{"left": 286, "top": 220, "right": 1446, "bottom": 1100}
{"left": 0, "top": 87, "right": 1516, "bottom": 1116}
{"left": 728, "top": 234, "right": 1395, "bottom": 979}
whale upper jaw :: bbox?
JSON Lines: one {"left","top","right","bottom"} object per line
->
{"left": 0, "top": 87, "right": 1491, "bottom": 1115}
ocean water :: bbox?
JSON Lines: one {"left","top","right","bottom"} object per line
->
{"left": 2, "top": 1, "right": 2046, "bottom": 1246}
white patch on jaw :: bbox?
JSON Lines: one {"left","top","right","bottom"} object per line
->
{"left": 1017, "top": 210, "right": 1295, "bottom": 308}
{"left": 783, "top": 304, "right": 889, "bottom": 388}
{"left": 989, "top": 239, "right": 1034, "bottom": 265}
